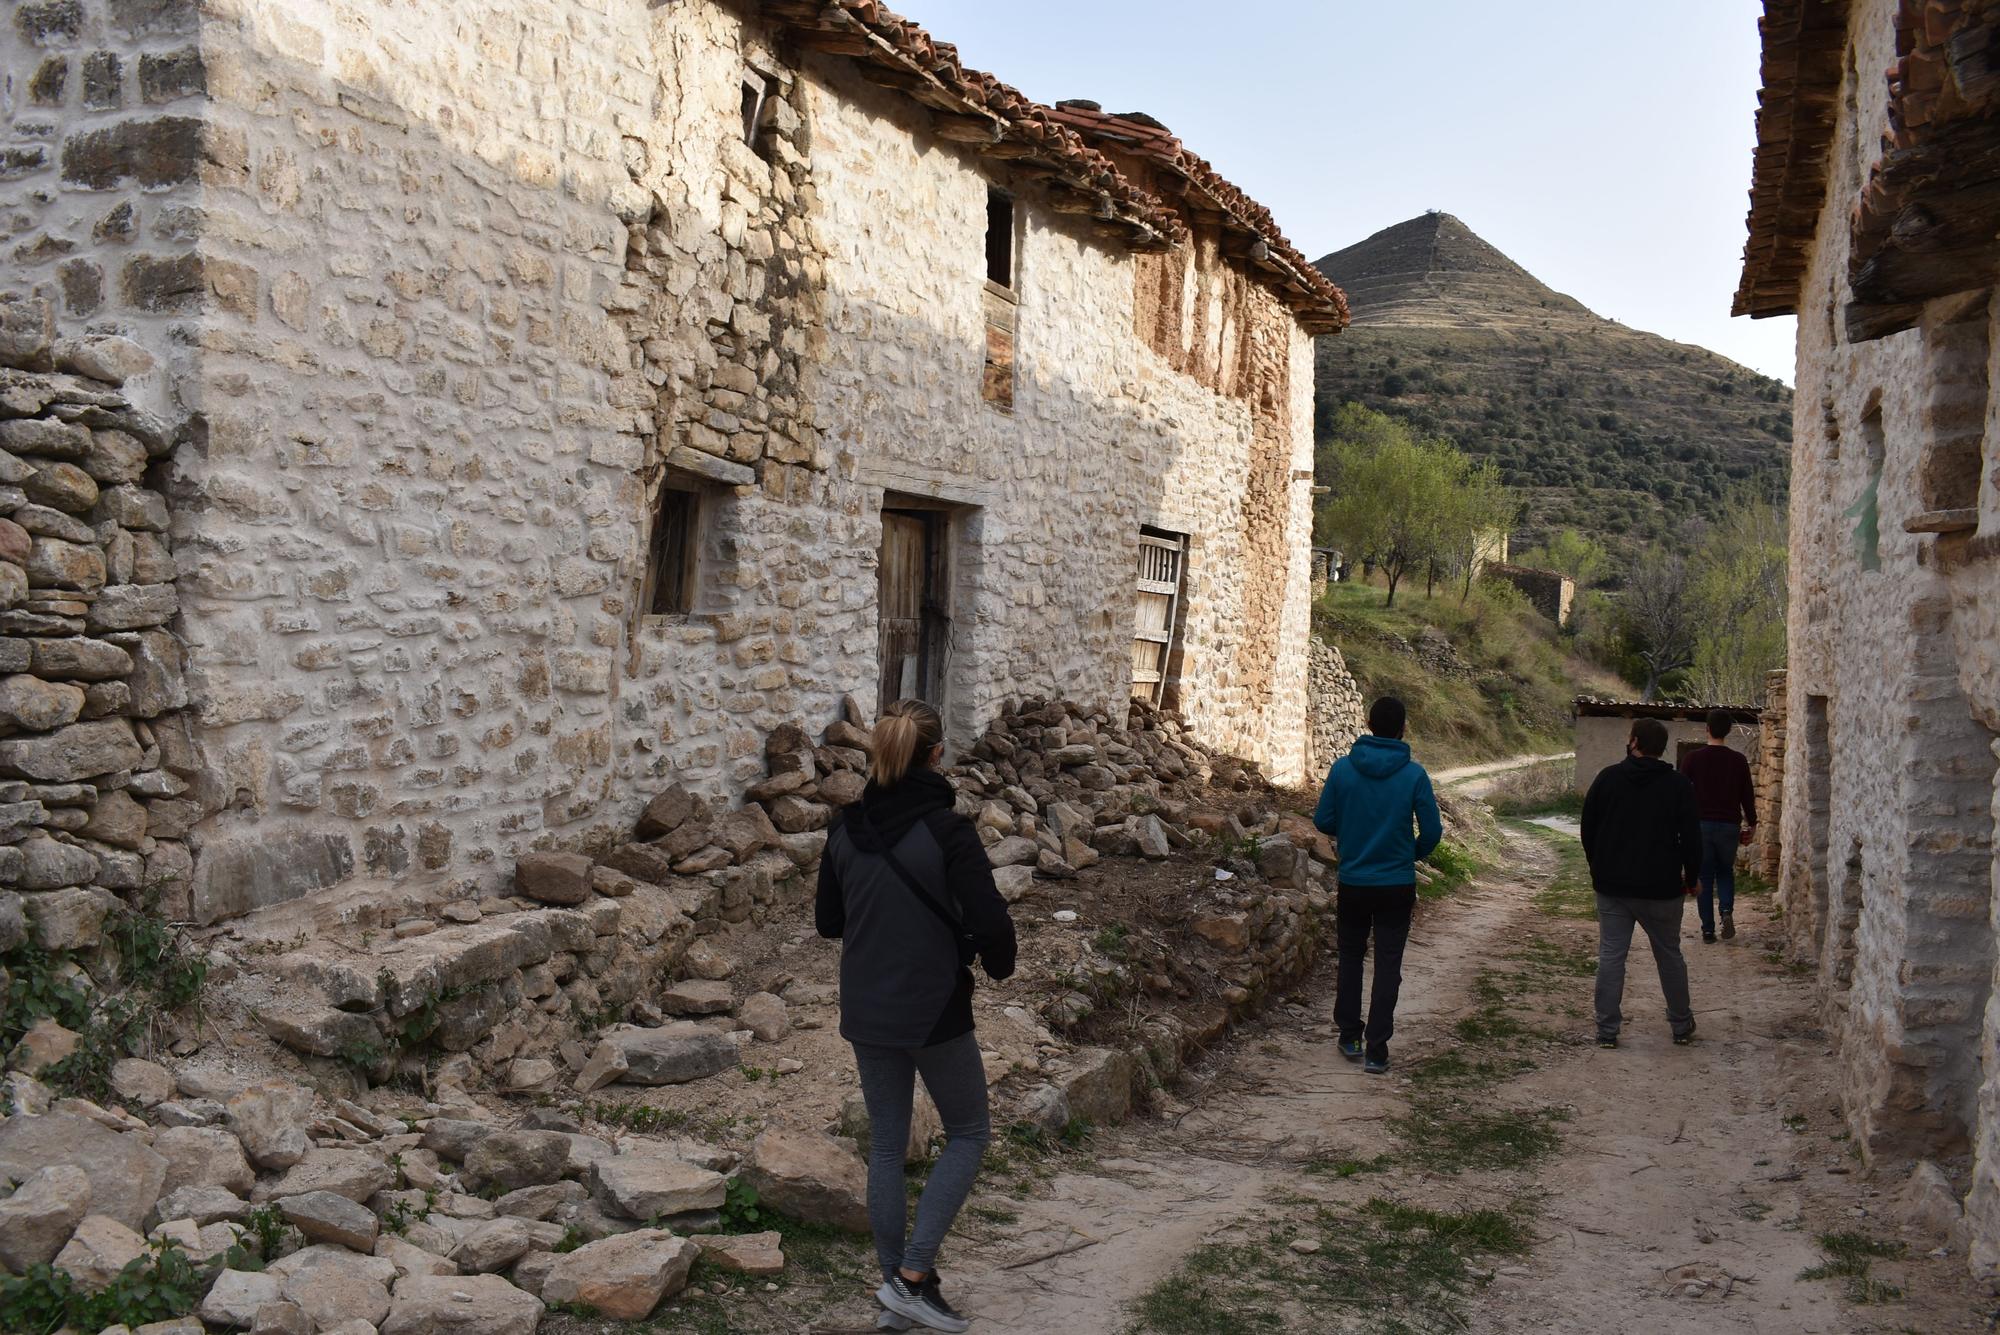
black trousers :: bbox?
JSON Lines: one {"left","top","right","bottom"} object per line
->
{"left": 1335, "top": 883, "right": 1416, "bottom": 1057}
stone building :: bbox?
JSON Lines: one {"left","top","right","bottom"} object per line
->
{"left": 1735, "top": 0, "right": 2000, "bottom": 1277}
{"left": 0, "top": 0, "right": 1344, "bottom": 927}
{"left": 1570, "top": 699, "right": 1760, "bottom": 797}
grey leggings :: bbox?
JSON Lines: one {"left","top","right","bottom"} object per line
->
{"left": 851, "top": 1031, "right": 992, "bottom": 1280}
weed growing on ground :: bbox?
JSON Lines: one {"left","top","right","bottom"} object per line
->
{"left": 1302, "top": 1152, "right": 1393, "bottom": 1178}
{"left": 1126, "top": 1194, "right": 1538, "bottom": 1334}
{"left": 1421, "top": 841, "right": 1480, "bottom": 898}
{"left": 1391, "top": 1099, "right": 1569, "bottom": 1174}
{"left": 1800, "top": 1231, "right": 1905, "bottom": 1303}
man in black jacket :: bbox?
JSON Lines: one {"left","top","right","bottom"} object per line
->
{"left": 1581, "top": 717, "right": 1701, "bottom": 1048}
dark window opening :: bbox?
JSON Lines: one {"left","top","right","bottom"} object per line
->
{"left": 985, "top": 189, "right": 1014, "bottom": 288}
{"left": 741, "top": 74, "right": 772, "bottom": 150}
{"left": 647, "top": 484, "right": 700, "bottom": 616}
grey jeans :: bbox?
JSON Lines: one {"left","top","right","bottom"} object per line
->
{"left": 1594, "top": 894, "right": 1695, "bottom": 1038}
{"left": 851, "top": 1031, "right": 992, "bottom": 1280}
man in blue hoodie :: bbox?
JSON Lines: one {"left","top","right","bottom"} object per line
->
{"left": 1313, "top": 697, "right": 1443, "bottom": 1073}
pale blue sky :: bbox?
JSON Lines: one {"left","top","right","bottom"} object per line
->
{"left": 906, "top": 0, "right": 1798, "bottom": 384}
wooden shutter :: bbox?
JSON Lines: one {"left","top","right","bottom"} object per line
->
{"left": 878, "top": 512, "right": 928, "bottom": 712}
{"left": 1132, "top": 531, "right": 1184, "bottom": 703}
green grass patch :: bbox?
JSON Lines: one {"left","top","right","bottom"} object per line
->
{"left": 1390, "top": 1099, "right": 1568, "bottom": 1174}
{"left": 1128, "top": 1193, "right": 1538, "bottom": 1334}
{"left": 1420, "top": 841, "right": 1479, "bottom": 899}
{"left": 1511, "top": 822, "right": 1596, "bottom": 920}
{"left": 1303, "top": 1152, "right": 1394, "bottom": 1178}
{"left": 1799, "top": 1231, "right": 1905, "bottom": 1304}
{"left": 1125, "top": 1241, "right": 1284, "bottom": 1334}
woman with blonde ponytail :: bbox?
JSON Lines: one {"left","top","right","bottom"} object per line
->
{"left": 817, "top": 699, "right": 1016, "bottom": 1332}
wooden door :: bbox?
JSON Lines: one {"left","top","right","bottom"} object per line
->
{"left": 1132, "top": 531, "right": 1185, "bottom": 704}
{"left": 878, "top": 512, "right": 929, "bottom": 712}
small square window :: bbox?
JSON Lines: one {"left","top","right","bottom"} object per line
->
{"left": 741, "top": 74, "right": 772, "bottom": 148}
{"left": 647, "top": 483, "right": 701, "bottom": 615}
{"left": 985, "top": 189, "right": 1015, "bottom": 289}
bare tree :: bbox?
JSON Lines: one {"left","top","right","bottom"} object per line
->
{"left": 1622, "top": 547, "right": 1698, "bottom": 701}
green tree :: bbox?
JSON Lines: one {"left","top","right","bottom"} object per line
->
{"left": 1686, "top": 492, "right": 1788, "bottom": 703}
{"left": 1516, "top": 528, "right": 1611, "bottom": 589}
{"left": 1316, "top": 408, "right": 1458, "bottom": 608}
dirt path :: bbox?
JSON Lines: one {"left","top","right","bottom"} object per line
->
{"left": 885, "top": 826, "right": 1993, "bottom": 1334}
{"left": 1432, "top": 752, "right": 1573, "bottom": 799}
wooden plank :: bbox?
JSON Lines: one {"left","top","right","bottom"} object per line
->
{"left": 1137, "top": 579, "right": 1179, "bottom": 596}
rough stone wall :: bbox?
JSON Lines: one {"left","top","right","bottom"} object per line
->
{"left": 1306, "top": 638, "right": 1364, "bottom": 783}
{"left": 1485, "top": 563, "right": 1574, "bottom": 626}
{"left": 1776, "top": 0, "right": 2000, "bottom": 1215}
{"left": 0, "top": 0, "right": 1322, "bottom": 925}
{"left": 0, "top": 318, "right": 195, "bottom": 951}
{"left": 1752, "top": 668, "right": 1787, "bottom": 881}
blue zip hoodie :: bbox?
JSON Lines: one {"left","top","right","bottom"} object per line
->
{"left": 1313, "top": 735, "right": 1443, "bottom": 887}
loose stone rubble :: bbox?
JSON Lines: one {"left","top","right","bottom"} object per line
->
{"left": 0, "top": 691, "right": 1389, "bottom": 1330}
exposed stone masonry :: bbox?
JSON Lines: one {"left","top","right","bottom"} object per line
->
{"left": 1307, "top": 638, "right": 1364, "bottom": 783}
{"left": 0, "top": 306, "right": 193, "bottom": 951}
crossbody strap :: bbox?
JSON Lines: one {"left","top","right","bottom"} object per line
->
{"left": 861, "top": 812, "right": 966, "bottom": 938}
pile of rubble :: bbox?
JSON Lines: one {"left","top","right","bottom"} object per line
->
{"left": 0, "top": 316, "right": 194, "bottom": 963}
{"left": 0, "top": 1057, "right": 880, "bottom": 1331}
{"left": 0, "top": 693, "right": 1362, "bottom": 1331}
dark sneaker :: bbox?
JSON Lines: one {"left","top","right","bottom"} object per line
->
{"left": 1672, "top": 1023, "right": 1698, "bottom": 1046}
{"left": 1337, "top": 1037, "right": 1363, "bottom": 1062}
{"left": 1721, "top": 913, "right": 1736, "bottom": 940}
{"left": 877, "top": 1312, "right": 916, "bottom": 1332}
{"left": 1363, "top": 1051, "right": 1390, "bottom": 1075}
{"left": 876, "top": 1273, "right": 970, "bottom": 1334}
{"left": 1701, "top": 932, "right": 1717, "bottom": 944}
{"left": 1597, "top": 1033, "right": 1618, "bottom": 1049}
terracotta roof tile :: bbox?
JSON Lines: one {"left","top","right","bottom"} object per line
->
{"left": 754, "top": 1, "right": 1348, "bottom": 333}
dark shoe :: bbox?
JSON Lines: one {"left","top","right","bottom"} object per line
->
{"left": 1721, "top": 913, "right": 1735, "bottom": 940}
{"left": 1597, "top": 1033, "right": 1618, "bottom": 1049}
{"left": 1363, "top": 1051, "right": 1390, "bottom": 1075}
{"left": 877, "top": 1313, "right": 916, "bottom": 1332}
{"left": 1337, "top": 1036, "right": 1363, "bottom": 1062}
{"left": 1672, "top": 1023, "right": 1697, "bottom": 1046}
{"left": 1701, "top": 932, "right": 1717, "bottom": 944}
{"left": 877, "top": 1274, "right": 970, "bottom": 1334}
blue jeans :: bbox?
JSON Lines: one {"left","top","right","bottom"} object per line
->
{"left": 1696, "top": 821, "right": 1739, "bottom": 935}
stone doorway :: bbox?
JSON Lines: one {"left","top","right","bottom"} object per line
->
{"left": 877, "top": 502, "right": 952, "bottom": 714}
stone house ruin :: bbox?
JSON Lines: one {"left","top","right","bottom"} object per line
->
{"left": 1569, "top": 699, "right": 1760, "bottom": 797}
{"left": 1735, "top": 0, "right": 2000, "bottom": 1279}
{"left": 0, "top": 0, "right": 1347, "bottom": 929}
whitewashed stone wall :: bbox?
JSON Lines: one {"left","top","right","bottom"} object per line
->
{"left": 1775, "top": 0, "right": 2000, "bottom": 1279}
{"left": 0, "top": 0, "right": 1321, "bottom": 925}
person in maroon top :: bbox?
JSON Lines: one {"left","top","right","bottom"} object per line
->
{"left": 1678, "top": 710, "right": 1757, "bottom": 943}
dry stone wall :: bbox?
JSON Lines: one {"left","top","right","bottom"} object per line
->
{"left": 1306, "top": 638, "right": 1364, "bottom": 783}
{"left": 0, "top": 313, "right": 195, "bottom": 947}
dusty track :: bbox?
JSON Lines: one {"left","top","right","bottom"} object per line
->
{"left": 836, "top": 827, "right": 1995, "bottom": 1334}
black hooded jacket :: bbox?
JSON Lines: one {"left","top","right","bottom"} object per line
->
{"left": 1580, "top": 755, "right": 1703, "bottom": 899}
{"left": 814, "top": 767, "right": 1017, "bottom": 1048}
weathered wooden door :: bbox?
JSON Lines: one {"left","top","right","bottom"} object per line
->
{"left": 878, "top": 510, "right": 936, "bottom": 712}
{"left": 1131, "top": 531, "right": 1185, "bottom": 704}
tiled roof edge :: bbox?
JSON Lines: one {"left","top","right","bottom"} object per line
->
{"left": 754, "top": 1, "right": 1347, "bottom": 332}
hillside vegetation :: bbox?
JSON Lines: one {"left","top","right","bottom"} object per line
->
{"left": 1314, "top": 577, "right": 1625, "bottom": 771}
{"left": 1313, "top": 212, "right": 1792, "bottom": 559}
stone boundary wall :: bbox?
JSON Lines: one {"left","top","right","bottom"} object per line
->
{"left": 0, "top": 316, "right": 195, "bottom": 947}
{"left": 1485, "top": 562, "right": 1574, "bottom": 625}
{"left": 1307, "top": 638, "right": 1364, "bottom": 783}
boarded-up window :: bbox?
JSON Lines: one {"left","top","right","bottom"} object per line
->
{"left": 646, "top": 483, "right": 700, "bottom": 615}
{"left": 741, "top": 73, "right": 772, "bottom": 149}
{"left": 1131, "top": 529, "right": 1186, "bottom": 704}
